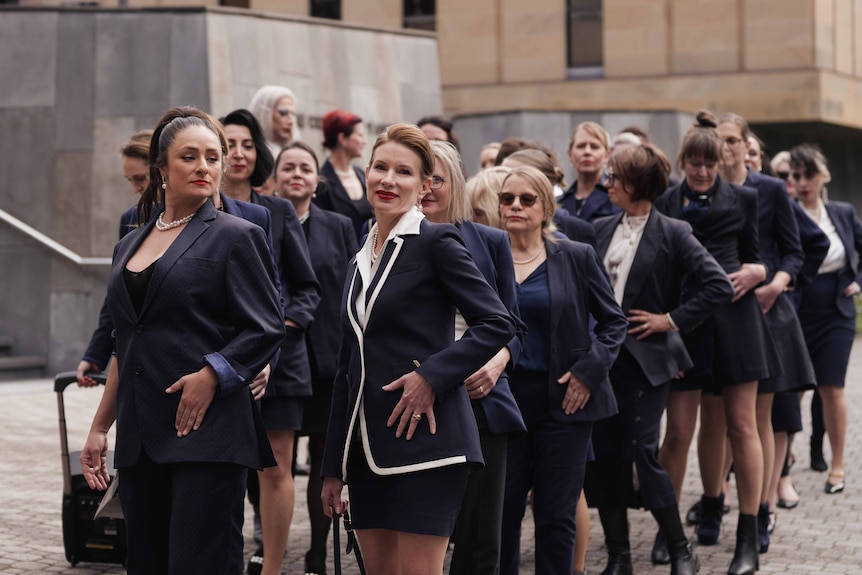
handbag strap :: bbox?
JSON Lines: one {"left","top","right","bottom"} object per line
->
{"left": 332, "top": 513, "right": 341, "bottom": 575}
{"left": 342, "top": 510, "right": 367, "bottom": 575}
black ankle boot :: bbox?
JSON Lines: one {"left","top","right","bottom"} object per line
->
{"left": 756, "top": 503, "right": 770, "bottom": 554}
{"left": 696, "top": 494, "right": 723, "bottom": 545}
{"left": 651, "top": 529, "right": 671, "bottom": 565}
{"left": 728, "top": 513, "right": 759, "bottom": 575}
{"left": 668, "top": 541, "right": 700, "bottom": 575}
{"left": 810, "top": 435, "right": 828, "bottom": 472}
{"left": 599, "top": 508, "right": 632, "bottom": 575}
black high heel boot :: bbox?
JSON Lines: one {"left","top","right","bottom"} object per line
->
{"left": 652, "top": 504, "right": 699, "bottom": 575}
{"left": 728, "top": 513, "right": 759, "bottom": 575}
{"left": 598, "top": 507, "right": 632, "bottom": 575}
{"left": 695, "top": 494, "right": 723, "bottom": 545}
{"left": 810, "top": 434, "right": 828, "bottom": 472}
{"left": 756, "top": 503, "right": 770, "bottom": 553}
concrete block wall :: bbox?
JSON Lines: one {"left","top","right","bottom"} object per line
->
{"left": 0, "top": 6, "right": 442, "bottom": 374}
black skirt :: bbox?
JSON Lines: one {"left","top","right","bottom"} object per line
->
{"left": 259, "top": 396, "right": 304, "bottom": 431}
{"left": 798, "top": 272, "right": 857, "bottom": 388}
{"left": 345, "top": 440, "right": 469, "bottom": 536}
{"left": 758, "top": 293, "right": 817, "bottom": 394}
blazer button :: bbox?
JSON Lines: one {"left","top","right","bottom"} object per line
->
{"left": 134, "top": 366, "right": 142, "bottom": 375}
{"left": 135, "top": 325, "right": 144, "bottom": 333}
{"left": 631, "top": 439, "right": 638, "bottom": 446}
{"left": 637, "top": 391, "right": 644, "bottom": 398}
{"left": 634, "top": 416, "right": 642, "bottom": 423}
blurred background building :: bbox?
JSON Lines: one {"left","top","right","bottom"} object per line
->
{"left": 2, "top": 0, "right": 862, "bottom": 372}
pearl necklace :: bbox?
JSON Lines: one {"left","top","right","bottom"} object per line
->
{"left": 512, "top": 245, "right": 545, "bottom": 265}
{"left": 155, "top": 211, "right": 195, "bottom": 232}
{"left": 370, "top": 228, "right": 380, "bottom": 264}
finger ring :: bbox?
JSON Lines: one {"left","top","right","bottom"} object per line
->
{"left": 478, "top": 386, "right": 484, "bottom": 394}
{"left": 412, "top": 413, "right": 422, "bottom": 421}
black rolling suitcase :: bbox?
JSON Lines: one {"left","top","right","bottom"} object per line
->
{"left": 55, "top": 371, "right": 127, "bottom": 567}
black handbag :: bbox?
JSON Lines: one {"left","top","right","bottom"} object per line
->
{"left": 333, "top": 509, "right": 366, "bottom": 575}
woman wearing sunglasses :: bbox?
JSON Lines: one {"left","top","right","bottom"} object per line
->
{"left": 586, "top": 143, "right": 732, "bottom": 575}
{"left": 249, "top": 85, "right": 301, "bottom": 157}
{"left": 792, "top": 143, "right": 862, "bottom": 497}
{"left": 497, "top": 166, "right": 627, "bottom": 575}
{"left": 653, "top": 111, "right": 778, "bottom": 575}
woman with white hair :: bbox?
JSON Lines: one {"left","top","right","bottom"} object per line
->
{"left": 249, "top": 85, "right": 302, "bottom": 157}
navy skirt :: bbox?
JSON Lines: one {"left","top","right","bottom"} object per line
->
{"left": 259, "top": 396, "right": 304, "bottom": 431}
{"left": 798, "top": 272, "right": 857, "bottom": 388}
{"left": 345, "top": 440, "right": 469, "bottom": 536}
{"left": 771, "top": 390, "right": 802, "bottom": 434}
{"left": 758, "top": 293, "right": 817, "bottom": 395}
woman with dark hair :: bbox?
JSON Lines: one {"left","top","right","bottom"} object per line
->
{"left": 275, "top": 141, "right": 358, "bottom": 575}
{"left": 314, "top": 109, "right": 373, "bottom": 240}
{"left": 79, "top": 106, "right": 285, "bottom": 574}
{"left": 417, "top": 114, "right": 461, "bottom": 151}
{"left": 497, "top": 166, "right": 627, "bottom": 575}
{"left": 792, "top": 143, "right": 861, "bottom": 496}
{"left": 587, "top": 144, "right": 733, "bottom": 575}
{"left": 654, "top": 111, "right": 775, "bottom": 575}
{"left": 221, "top": 108, "right": 321, "bottom": 575}
{"left": 558, "top": 121, "right": 621, "bottom": 222}
{"left": 321, "top": 124, "right": 516, "bottom": 575}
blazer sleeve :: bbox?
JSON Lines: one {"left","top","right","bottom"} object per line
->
{"left": 277, "top": 202, "right": 322, "bottom": 331}
{"left": 770, "top": 183, "right": 804, "bottom": 283}
{"left": 793, "top": 201, "right": 829, "bottom": 290}
{"left": 667, "top": 223, "right": 735, "bottom": 332}
{"left": 845, "top": 204, "right": 862, "bottom": 287}
{"left": 81, "top": 297, "right": 114, "bottom": 370}
{"left": 738, "top": 186, "right": 762, "bottom": 266}
{"left": 414, "top": 226, "right": 516, "bottom": 398}
{"left": 212, "top": 226, "right": 286, "bottom": 394}
{"left": 568, "top": 246, "right": 628, "bottom": 391}
{"left": 490, "top": 231, "right": 526, "bottom": 368}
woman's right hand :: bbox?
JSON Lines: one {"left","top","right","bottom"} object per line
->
{"left": 81, "top": 431, "right": 111, "bottom": 491}
{"left": 321, "top": 477, "right": 347, "bottom": 518}
{"left": 76, "top": 360, "right": 102, "bottom": 387}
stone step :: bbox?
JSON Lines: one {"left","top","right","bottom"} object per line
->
{"left": 0, "top": 356, "right": 46, "bottom": 381}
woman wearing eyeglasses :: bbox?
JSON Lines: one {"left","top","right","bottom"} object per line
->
{"left": 653, "top": 111, "right": 777, "bottom": 575}
{"left": 792, "top": 143, "right": 862, "bottom": 497}
{"left": 497, "top": 166, "right": 627, "bottom": 575}
{"left": 315, "top": 110, "right": 374, "bottom": 241}
{"left": 587, "top": 143, "right": 732, "bottom": 575}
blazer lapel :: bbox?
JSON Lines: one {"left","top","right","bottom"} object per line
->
{"left": 364, "top": 237, "right": 404, "bottom": 316}
{"left": 595, "top": 212, "right": 623, "bottom": 259}
{"left": 826, "top": 203, "right": 854, "bottom": 268}
{"left": 139, "top": 202, "right": 214, "bottom": 317}
{"left": 112, "top": 220, "right": 153, "bottom": 319}
{"left": 546, "top": 240, "right": 565, "bottom": 339}
{"left": 621, "top": 210, "right": 663, "bottom": 312}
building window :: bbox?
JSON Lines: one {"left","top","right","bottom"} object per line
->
{"left": 404, "top": 0, "right": 435, "bottom": 32}
{"left": 311, "top": 0, "right": 341, "bottom": 20}
{"left": 220, "top": 0, "right": 250, "bottom": 7}
{"left": 567, "top": 0, "right": 603, "bottom": 78}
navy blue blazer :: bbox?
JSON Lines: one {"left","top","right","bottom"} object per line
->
{"left": 108, "top": 201, "right": 284, "bottom": 469}
{"left": 250, "top": 191, "right": 321, "bottom": 398}
{"left": 822, "top": 201, "right": 862, "bottom": 318}
{"left": 304, "top": 204, "right": 358, "bottom": 380}
{"left": 791, "top": 201, "right": 829, "bottom": 292}
{"left": 457, "top": 220, "right": 527, "bottom": 435}
{"left": 593, "top": 210, "right": 734, "bottom": 386}
{"left": 322, "top": 218, "right": 516, "bottom": 480}
{"left": 558, "top": 181, "right": 621, "bottom": 222}
{"left": 553, "top": 208, "right": 598, "bottom": 246}
{"left": 745, "top": 168, "right": 804, "bottom": 285}
{"left": 82, "top": 195, "right": 278, "bottom": 371}
{"left": 539, "top": 238, "right": 628, "bottom": 422}
{"left": 315, "top": 159, "right": 374, "bottom": 241}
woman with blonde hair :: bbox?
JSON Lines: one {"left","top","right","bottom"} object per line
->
{"left": 558, "top": 121, "right": 620, "bottom": 222}
{"left": 467, "top": 166, "right": 510, "bottom": 228}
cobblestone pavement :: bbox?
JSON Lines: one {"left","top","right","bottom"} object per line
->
{"left": 2, "top": 343, "right": 861, "bottom": 574}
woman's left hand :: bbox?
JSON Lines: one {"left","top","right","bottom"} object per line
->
{"left": 728, "top": 263, "right": 767, "bottom": 301}
{"left": 464, "top": 347, "right": 510, "bottom": 399}
{"left": 166, "top": 365, "right": 219, "bottom": 437}
{"left": 558, "top": 371, "right": 591, "bottom": 414}
{"left": 249, "top": 364, "right": 271, "bottom": 400}
{"left": 627, "top": 309, "right": 673, "bottom": 340}
{"left": 383, "top": 371, "right": 437, "bottom": 440}
{"left": 843, "top": 281, "right": 861, "bottom": 297}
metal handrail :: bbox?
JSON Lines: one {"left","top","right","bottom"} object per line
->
{"left": 0, "top": 208, "right": 112, "bottom": 267}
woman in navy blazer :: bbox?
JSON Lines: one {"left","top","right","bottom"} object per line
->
{"left": 320, "top": 124, "right": 515, "bottom": 575}
{"left": 275, "top": 141, "right": 358, "bottom": 575}
{"left": 557, "top": 121, "right": 621, "bottom": 222}
{"left": 423, "top": 141, "right": 526, "bottom": 575}
{"left": 587, "top": 144, "right": 732, "bottom": 575}
{"left": 221, "top": 109, "right": 321, "bottom": 575}
{"left": 792, "top": 144, "right": 861, "bottom": 496}
{"left": 497, "top": 166, "right": 627, "bottom": 575}
{"left": 314, "top": 110, "right": 374, "bottom": 241}
{"left": 654, "top": 112, "right": 777, "bottom": 575}
{"left": 80, "top": 107, "right": 285, "bottom": 574}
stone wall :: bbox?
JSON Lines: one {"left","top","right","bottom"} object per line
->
{"left": 0, "top": 6, "right": 442, "bottom": 374}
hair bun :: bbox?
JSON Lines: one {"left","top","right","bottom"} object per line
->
{"left": 695, "top": 110, "right": 718, "bottom": 129}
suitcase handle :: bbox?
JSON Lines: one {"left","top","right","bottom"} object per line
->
{"left": 54, "top": 371, "right": 107, "bottom": 393}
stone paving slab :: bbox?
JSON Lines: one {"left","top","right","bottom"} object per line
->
{"left": 2, "top": 341, "right": 861, "bottom": 574}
